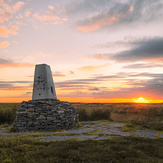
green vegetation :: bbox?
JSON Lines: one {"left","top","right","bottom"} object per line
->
{"left": 0, "top": 103, "right": 19, "bottom": 124}
{"left": 0, "top": 103, "right": 163, "bottom": 130}
{"left": 73, "top": 103, "right": 163, "bottom": 130}
{"left": 0, "top": 103, "right": 163, "bottom": 162}
{"left": 0, "top": 135, "right": 163, "bottom": 163}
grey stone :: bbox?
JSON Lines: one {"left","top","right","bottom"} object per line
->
{"left": 134, "top": 130, "right": 158, "bottom": 139}
{"left": 108, "top": 123, "right": 125, "bottom": 127}
{"left": 97, "top": 126, "right": 130, "bottom": 137}
{"left": 95, "top": 136, "right": 109, "bottom": 140}
{"left": 13, "top": 99, "right": 79, "bottom": 132}
{"left": 40, "top": 135, "right": 77, "bottom": 142}
{"left": 67, "top": 128, "right": 97, "bottom": 134}
{"left": 91, "top": 122, "right": 107, "bottom": 127}
{"left": 0, "top": 129, "right": 9, "bottom": 134}
{"left": 160, "top": 134, "right": 163, "bottom": 138}
{"left": 36, "top": 132, "right": 55, "bottom": 135}
{"left": 76, "top": 135, "right": 99, "bottom": 141}
{"left": 80, "top": 122, "right": 94, "bottom": 126}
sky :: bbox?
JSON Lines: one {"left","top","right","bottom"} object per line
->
{"left": 0, "top": 0, "right": 163, "bottom": 103}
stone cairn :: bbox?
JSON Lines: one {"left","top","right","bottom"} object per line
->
{"left": 13, "top": 99, "right": 79, "bottom": 132}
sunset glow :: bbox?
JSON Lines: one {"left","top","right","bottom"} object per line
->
{"left": 0, "top": 0, "right": 163, "bottom": 103}
{"left": 133, "top": 97, "right": 150, "bottom": 103}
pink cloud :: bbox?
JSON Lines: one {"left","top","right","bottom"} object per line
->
{"left": 13, "top": 1, "right": 24, "bottom": 12}
{"left": 33, "top": 13, "right": 60, "bottom": 21}
{"left": 0, "top": 1, "right": 12, "bottom": 23}
{"left": 78, "top": 63, "right": 110, "bottom": 71}
{"left": 0, "top": 26, "right": 19, "bottom": 38}
{"left": 77, "top": 17, "right": 117, "bottom": 32}
{"left": 33, "top": 7, "right": 67, "bottom": 24}
{"left": 0, "top": 62, "right": 34, "bottom": 69}
{"left": 88, "top": 54, "right": 106, "bottom": 60}
{"left": 25, "top": 9, "right": 31, "bottom": 17}
{"left": 49, "top": 6, "right": 54, "bottom": 11}
{"left": 0, "top": 1, "right": 24, "bottom": 23}
{"left": 0, "top": 41, "right": 9, "bottom": 48}
{"left": 0, "top": 0, "right": 4, "bottom": 5}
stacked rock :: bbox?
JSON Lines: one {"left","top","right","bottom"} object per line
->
{"left": 13, "top": 99, "right": 79, "bottom": 132}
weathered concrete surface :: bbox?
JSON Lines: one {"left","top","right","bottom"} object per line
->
{"left": 32, "top": 64, "right": 57, "bottom": 100}
{"left": 134, "top": 130, "right": 158, "bottom": 139}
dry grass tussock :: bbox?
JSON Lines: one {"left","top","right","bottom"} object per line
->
{"left": 0, "top": 103, "right": 163, "bottom": 130}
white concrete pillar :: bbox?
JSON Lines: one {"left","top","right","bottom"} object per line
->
{"left": 32, "top": 64, "right": 57, "bottom": 100}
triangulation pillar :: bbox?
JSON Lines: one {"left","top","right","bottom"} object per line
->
{"left": 32, "top": 64, "right": 57, "bottom": 100}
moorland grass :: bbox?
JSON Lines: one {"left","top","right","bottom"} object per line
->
{"left": 0, "top": 103, "right": 19, "bottom": 124}
{"left": 0, "top": 135, "right": 163, "bottom": 163}
{"left": 0, "top": 103, "right": 163, "bottom": 162}
{"left": 74, "top": 103, "right": 163, "bottom": 130}
{"left": 0, "top": 102, "right": 163, "bottom": 130}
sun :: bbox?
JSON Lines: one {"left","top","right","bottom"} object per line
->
{"left": 133, "top": 97, "right": 150, "bottom": 103}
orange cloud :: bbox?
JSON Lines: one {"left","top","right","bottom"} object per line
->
{"left": 78, "top": 63, "right": 110, "bottom": 71}
{"left": 0, "top": 1, "right": 24, "bottom": 23}
{"left": 0, "top": 41, "right": 9, "bottom": 48}
{"left": 0, "top": 0, "right": 3, "bottom": 5}
{"left": 77, "top": 17, "right": 116, "bottom": 32}
{"left": 13, "top": 1, "right": 24, "bottom": 12}
{"left": 0, "top": 62, "right": 34, "bottom": 69}
{"left": 49, "top": 6, "right": 54, "bottom": 11}
{"left": 129, "top": 7, "right": 133, "bottom": 11}
{"left": 25, "top": 9, "right": 31, "bottom": 17}
{"left": 0, "top": 1, "right": 12, "bottom": 23}
{"left": 33, "top": 13, "right": 60, "bottom": 21}
{"left": 0, "top": 26, "right": 19, "bottom": 38}
{"left": 53, "top": 74, "right": 67, "bottom": 77}
{"left": 1, "top": 86, "right": 32, "bottom": 91}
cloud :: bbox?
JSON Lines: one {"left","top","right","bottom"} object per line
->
{"left": 53, "top": 71, "right": 67, "bottom": 77}
{"left": 33, "top": 13, "right": 60, "bottom": 22}
{"left": 90, "top": 37, "right": 163, "bottom": 62}
{"left": 88, "top": 87, "right": 100, "bottom": 91}
{"left": 69, "top": 71, "right": 74, "bottom": 74}
{"left": 78, "top": 63, "right": 110, "bottom": 71}
{"left": 123, "top": 63, "right": 163, "bottom": 69}
{"left": 92, "top": 77, "right": 163, "bottom": 99}
{"left": 49, "top": 6, "right": 54, "bottom": 11}
{"left": 13, "top": 1, "right": 24, "bottom": 12}
{"left": 77, "top": 17, "right": 117, "bottom": 32}
{"left": 0, "top": 26, "right": 19, "bottom": 38}
{"left": 66, "top": 0, "right": 163, "bottom": 32}
{"left": 24, "top": 92, "right": 32, "bottom": 96}
{"left": 0, "top": 58, "right": 34, "bottom": 69}
{"left": 0, "top": 1, "right": 24, "bottom": 23}
{"left": 25, "top": 9, "right": 32, "bottom": 17}
{"left": 33, "top": 7, "right": 67, "bottom": 24}
{"left": 0, "top": 80, "right": 32, "bottom": 90}
{"left": 0, "top": 41, "right": 9, "bottom": 48}
{"left": 0, "top": 4, "right": 13, "bottom": 23}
